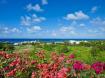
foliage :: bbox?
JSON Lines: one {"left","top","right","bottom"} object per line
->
{"left": 0, "top": 40, "right": 105, "bottom": 78}
{"left": 0, "top": 50, "right": 105, "bottom": 78}
{"left": 0, "top": 42, "right": 14, "bottom": 52}
{"left": 58, "top": 45, "right": 70, "bottom": 53}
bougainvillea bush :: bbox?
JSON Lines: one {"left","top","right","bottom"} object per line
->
{"left": 0, "top": 50, "right": 105, "bottom": 78}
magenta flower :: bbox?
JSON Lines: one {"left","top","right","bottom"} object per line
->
{"left": 103, "top": 63, "right": 105, "bottom": 71}
{"left": 73, "top": 61, "right": 83, "bottom": 71}
{"left": 92, "top": 62, "right": 104, "bottom": 74}
{"left": 69, "top": 54, "right": 75, "bottom": 59}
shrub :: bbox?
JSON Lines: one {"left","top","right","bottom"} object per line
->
{"left": 59, "top": 45, "right": 69, "bottom": 53}
{"left": 0, "top": 42, "right": 14, "bottom": 52}
{"left": 0, "top": 50, "right": 105, "bottom": 78}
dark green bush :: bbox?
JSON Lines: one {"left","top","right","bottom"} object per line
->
{"left": 59, "top": 45, "right": 69, "bottom": 53}
{"left": 0, "top": 42, "right": 14, "bottom": 51}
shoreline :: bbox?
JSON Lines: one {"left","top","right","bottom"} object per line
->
{"left": 0, "top": 39, "right": 105, "bottom": 45}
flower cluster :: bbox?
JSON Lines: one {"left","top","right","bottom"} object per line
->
{"left": 92, "top": 62, "right": 105, "bottom": 74}
{"left": 0, "top": 51, "right": 12, "bottom": 59}
{"left": 73, "top": 61, "right": 84, "bottom": 71}
{"left": 0, "top": 51, "right": 105, "bottom": 78}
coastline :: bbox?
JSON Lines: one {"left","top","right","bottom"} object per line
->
{"left": 0, "top": 38, "right": 105, "bottom": 45}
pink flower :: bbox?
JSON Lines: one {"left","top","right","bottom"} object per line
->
{"left": 69, "top": 54, "right": 75, "bottom": 59}
{"left": 92, "top": 62, "right": 104, "bottom": 74}
{"left": 73, "top": 61, "right": 83, "bottom": 71}
{"left": 37, "top": 63, "right": 49, "bottom": 70}
{"left": 57, "top": 67, "right": 70, "bottom": 78}
{"left": 31, "top": 72, "right": 36, "bottom": 78}
{"left": 66, "top": 60, "right": 71, "bottom": 64}
{"left": 0, "top": 51, "right": 6, "bottom": 56}
{"left": 59, "top": 67, "right": 70, "bottom": 73}
{"left": 58, "top": 56, "right": 65, "bottom": 63}
{"left": 57, "top": 72, "right": 66, "bottom": 78}
{"left": 4, "top": 66, "right": 10, "bottom": 71}
{"left": 103, "top": 63, "right": 105, "bottom": 71}
{"left": 9, "top": 58, "right": 20, "bottom": 67}
{"left": 5, "top": 54, "right": 11, "bottom": 59}
{"left": 31, "top": 60, "right": 37, "bottom": 65}
{"left": 6, "top": 69, "right": 16, "bottom": 77}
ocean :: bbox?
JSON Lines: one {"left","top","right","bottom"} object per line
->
{"left": 0, "top": 39, "right": 105, "bottom": 43}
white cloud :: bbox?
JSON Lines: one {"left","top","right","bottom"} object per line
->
{"left": 32, "top": 14, "right": 46, "bottom": 23}
{"left": 27, "top": 26, "right": 42, "bottom": 33}
{"left": 64, "top": 11, "right": 89, "bottom": 20}
{"left": 91, "top": 6, "right": 98, "bottom": 13}
{"left": 87, "top": 29, "right": 98, "bottom": 33}
{"left": 11, "top": 28, "right": 21, "bottom": 33}
{"left": 21, "top": 16, "right": 31, "bottom": 26}
{"left": 52, "top": 31, "right": 57, "bottom": 36}
{"left": 90, "top": 17, "right": 105, "bottom": 26}
{"left": 0, "top": 27, "right": 21, "bottom": 34}
{"left": 42, "top": 0, "right": 48, "bottom": 5}
{"left": 60, "top": 26, "right": 74, "bottom": 32}
{"left": 60, "top": 26, "right": 76, "bottom": 35}
{"left": 3, "top": 27, "right": 9, "bottom": 33}
{"left": 80, "top": 23, "right": 85, "bottom": 27}
{"left": 21, "top": 14, "right": 46, "bottom": 26}
{"left": 26, "top": 4, "right": 43, "bottom": 12}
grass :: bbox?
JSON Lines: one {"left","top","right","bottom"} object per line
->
{"left": 13, "top": 44, "right": 105, "bottom": 64}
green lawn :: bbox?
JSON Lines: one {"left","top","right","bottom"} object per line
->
{"left": 14, "top": 44, "right": 105, "bottom": 64}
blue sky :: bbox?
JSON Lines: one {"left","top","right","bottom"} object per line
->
{"left": 0, "top": 0, "right": 105, "bottom": 39}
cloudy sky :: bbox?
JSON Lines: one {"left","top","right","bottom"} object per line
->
{"left": 0, "top": 0, "right": 105, "bottom": 39}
